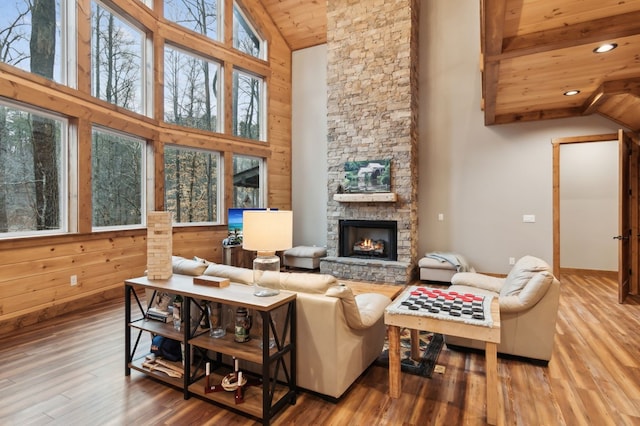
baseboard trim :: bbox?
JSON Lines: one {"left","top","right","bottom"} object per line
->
{"left": 560, "top": 268, "right": 617, "bottom": 279}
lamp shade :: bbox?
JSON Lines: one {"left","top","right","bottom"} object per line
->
{"left": 242, "top": 210, "right": 293, "bottom": 252}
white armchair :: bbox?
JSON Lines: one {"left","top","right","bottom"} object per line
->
{"left": 444, "top": 255, "right": 561, "bottom": 364}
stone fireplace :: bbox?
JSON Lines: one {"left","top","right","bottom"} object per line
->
{"left": 320, "top": 0, "right": 420, "bottom": 284}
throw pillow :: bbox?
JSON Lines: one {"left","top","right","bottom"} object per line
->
{"left": 172, "top": 256, "right": 208, "bottom": 276}
{"left": 203, "top": 263, "right": 253, "bottom": 285}
{"left": 193, "top": 256, "right": 212, "bottom": 265}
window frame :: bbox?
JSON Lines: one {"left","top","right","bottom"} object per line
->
{"left": 232, "top": 2, "right": 267, "bottom": 60}
{"left": 232, "top": 153, "right": 265, "bottom": 209}
{"left": 164, "top": 144, "right": 223, "bottom": 226}
{"left": 232, "top": 67, "right": 266, "bottom": 142}
{"left": 0, "top": 98, "right": 70, "bottom": 239}
{"left": 90, "top": 125, "right": 147, "bottom": 231}
{"left": 163, "top": 0, "right": 223, "bottom": 43}
{"left": 90, "top": 0, "right": 150, "bottom": 116}
{"left": 163, "top": 43, "right": 223, "bottom": 133}
{"left": 0, "top": 0, "right": 274, "bottom": 240}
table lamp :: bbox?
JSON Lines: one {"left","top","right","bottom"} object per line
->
{"left": 242, "top": 209, "right": 293, "bottom": 296}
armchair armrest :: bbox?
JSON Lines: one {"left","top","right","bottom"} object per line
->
{"left": 451, "top": 272, "right": 504, "bottom": 293}
{"left": 325, "top": 285, "right": 390, "bottom": 329}
{"left": 499, "top": 271, "right": 554, "bottom": 313}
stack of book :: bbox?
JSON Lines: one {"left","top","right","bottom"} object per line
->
{"left": 147, "top": 307, "right": 170, "bottom": 323}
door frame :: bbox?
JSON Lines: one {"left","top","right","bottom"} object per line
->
{"left": 551, "top": 132, "right": 638, "bottom": 302}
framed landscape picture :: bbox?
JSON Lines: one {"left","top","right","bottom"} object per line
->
{"left": 342, "top": 159, "right": 391, "bottom": 193}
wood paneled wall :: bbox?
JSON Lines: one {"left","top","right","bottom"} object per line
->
{"left": 0, "top": 0, "right": 292, "bottom": 335}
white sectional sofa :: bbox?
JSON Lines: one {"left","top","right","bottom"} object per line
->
{"left": 166, "top": 256, "right": 391, "bottom": 399}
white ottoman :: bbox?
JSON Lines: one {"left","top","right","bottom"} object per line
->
{"left": 283, "top": 246, "right": 327, "bottom": 270}
{"left": 418, "top": 256, "right": 458, "bottom": 283}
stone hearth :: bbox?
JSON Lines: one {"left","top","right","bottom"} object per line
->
{"left": 320, "top": 0, "right": 420, "bottom": 284}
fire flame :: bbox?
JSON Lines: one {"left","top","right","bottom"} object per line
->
{"left": 356, "top": 238, "right": 382, "bottom": 251}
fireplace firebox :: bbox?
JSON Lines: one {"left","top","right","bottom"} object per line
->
{"left": 339, "top": 220, "right": 397, "bottom": 261}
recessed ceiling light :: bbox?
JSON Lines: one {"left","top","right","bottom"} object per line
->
{"left": 564, "top": 90, "right": 580, "bottom": 96}
{"left": 593, "top": 43, "right": 618, "bottom": 54}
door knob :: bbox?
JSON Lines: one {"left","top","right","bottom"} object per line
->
{"left": 613, "top": 235, "right": 629, "bottom": 240}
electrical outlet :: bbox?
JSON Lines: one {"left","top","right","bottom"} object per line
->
{"left": 523, "top": 214, "right": 536, "bottom": 223}
{"left": 70, "top": 275, "right": 78, "bottom": 286}
{"left": 509, "top": 257, "right": 515, "bottom": 265}
{"left": 438, "top": 213, "right": 444, "bottom": 221}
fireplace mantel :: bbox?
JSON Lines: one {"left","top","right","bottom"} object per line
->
{"left": 333, "top": 193, "right": 398, "bottom": 203}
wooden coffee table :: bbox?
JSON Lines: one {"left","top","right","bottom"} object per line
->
{"left": 384, "top": 286, "right": 501, "bottom": 425}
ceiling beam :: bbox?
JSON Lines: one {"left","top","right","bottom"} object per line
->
{"left": 583, "top": 78, "right": 640, "bottom": 115}
{"left": 481, "top": 0, "right": 506, "bottom": 125}
{"left": 492, "top": 107, "right": 584, "bottom": 125}
{"left": 491, "top": 11, "right": 640, "bottom": 62}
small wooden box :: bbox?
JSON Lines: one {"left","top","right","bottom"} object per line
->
{"left": 193, "top": 275, "right": 230, "bottom": 288}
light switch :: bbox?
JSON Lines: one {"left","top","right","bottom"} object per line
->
{"left": 523, "top": 214, "right": 536, "bottom": 223}
{"left": 438, "top": 213, "right": 444, "bottom": 221}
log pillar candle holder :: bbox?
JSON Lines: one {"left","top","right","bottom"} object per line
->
{"left": 147, "top": 211, "right": 173, "bottom": 280}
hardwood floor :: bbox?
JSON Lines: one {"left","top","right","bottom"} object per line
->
{"left": 0, "top": 273, "right": 639, "bottom": 425}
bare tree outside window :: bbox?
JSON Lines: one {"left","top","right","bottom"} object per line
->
{"left": 164, "top": 0, "right": 220, "bottom": 41}
{"left": 0, "top": 0, "right": 63, "bottom": 82}
{"left": 92, "top": 128, "right": 144, "bottom": 228}
{"left": 91, "top": 1, "right": 143, "bottom": 114}
{"left": 164, "top": 45, "right": 220, "bottom": 132}
{"left": 165, "top": 146, "right": 220, "bottom": 223}
{"left": 232, "top": 3, "right": 262, "bottom": 59}
{"left": 232, "top": 69, "right": 262, "bottom": 140}
{"left": 0, "top": 103, "right": 64, "bottom": 235}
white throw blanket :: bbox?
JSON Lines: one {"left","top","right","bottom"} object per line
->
{"left": 425, "top": 252, "right": 472, "bottom": 272}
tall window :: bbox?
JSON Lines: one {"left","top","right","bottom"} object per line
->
{"left": 232, "top": 155, "right": 263, "bottom": 208}
{"left": 232, "top": 3, "right": 264, "bottom": 59}
{"left": 92, "top": 127, "right": 145, "bottom": 228}
{"left": 232, "top": 69, "right": 263, "bottom": 140}
{"left": 0, "top": 0, "right": 68, "bottom": 84}
{"left": 91, "top": 1, "right": 145, "bottom": 114}
{"left": 0, "top": 100, "right": 67, "bottom": 237}
{"left": 164, "top": 0, "right": 221, "bottom": 42}
{"left": 164, "top": 45, "right": 221, "bottom": 132}
{"left": 165, "top": 146, "right": 221, "bottom": 224}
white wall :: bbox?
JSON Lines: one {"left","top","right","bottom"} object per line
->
{"left": 291, "top": 1, "right": 621, "bottom": 274}
{"left": 560, "top": 141, "right": 618, "bottom": 270}
{"left": 291, "top": 45, "right": 328, "bottom": 248}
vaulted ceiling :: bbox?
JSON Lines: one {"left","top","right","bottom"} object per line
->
{"left": 259, "top": 0, "right": 640, "bottom": 132}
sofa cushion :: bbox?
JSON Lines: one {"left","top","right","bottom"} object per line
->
{"left": 202, "top": 264, "right": 336, "bottom": 293}
{"left": 500, "top": 255, "right": 550, "bottom": 298}
{"left": 203, "top": 263, "right": 253, "bottom": 285}
{"left": 278, "top": 272, "right": 336, "bottom": 293}
{"left": 172, "top": 256, "right": 208, "bottom": 276}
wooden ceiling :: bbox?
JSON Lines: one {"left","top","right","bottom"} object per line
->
{"left": 483, "top": 0, "right": 640, "bottom": 131}
{"left": 258, "top": 0, "right": 327, "bottom": 51}
{"left": 259, "top": 0, "right": 640, "bottom": 131}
